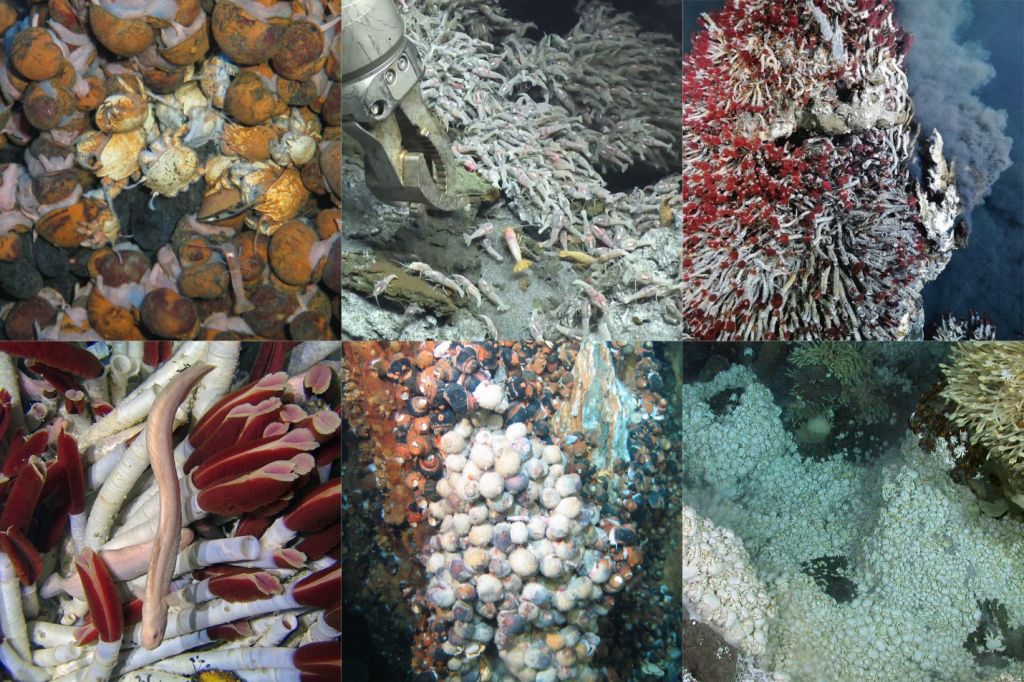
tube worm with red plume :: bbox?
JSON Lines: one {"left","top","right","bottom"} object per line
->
{"left": 58, "top": 429, "right": 87, "bottom": 554}
{"left": 0, "top": 342, "right": 104, "bottom": 379}
{"left": 185, "top": 372, "right": 291, "bottom": 459}
{"left": 75, "top": 548, "right": 123, "bottom": 682}
{"left": 259, "top": 478, "right": 341, "bottom": 553}
{"left": 0, "top": 455, "right": 46, "bottom": 534}
{"left": 127, "top": 563, "right": 340, "bottom": 644}
{"left": 141, "top": 362, "right": 213, "bottom": 651}
{"left": 105, "top": 445, "right": 318, "bottom": 552}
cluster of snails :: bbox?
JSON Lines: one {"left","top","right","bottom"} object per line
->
{"left": 0, "top": 0, "right": 340, "bottom": 341}
{"left": 341, "top": 341, "right": 687, "bottom": 680}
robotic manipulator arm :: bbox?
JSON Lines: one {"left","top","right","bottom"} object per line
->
{"left": 341, "top": 0, "right": 468, "bottom": 212}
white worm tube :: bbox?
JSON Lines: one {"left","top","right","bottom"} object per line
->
{"left": 0, "top": 352, "right": 25, "bottom": 433}
{"left": 70, "top": 512, "right": 88, "bottom": 556}
{"left": 77, "top": 389, "right": 157, "bottom": 452}
{"left": 287, "top": 341, "right": 342, "bottom": 374}
{"left": 300, "top": 611, "right": 339, "bottom": 645}
{"left": 152, "top": 647, "right": 297, "bottom": 674}
{"left": 191, "top": 341, "right": 239, "bottom": 421}
{"left": 127, "top": 593, "right": 308, "bottom": 645}
{"left": 28, "top": 621, "right": 78, "bottom": 647}
{"left": 167, "top": 578, "right": 213, "bottom": 607}
{"left": 87, "top": 424, "right": 144, "bottom": 467}
{"left": 32, "top": 643, "right": 83, "bottom": 667}
{"left": 114, "top": 474, "right": 199, "bottom": 539}
{"left": 79, "top": 343, "right": 207, "bottom": 450}
{"left": 234, "top": 672, "right": 304, "bottom": 682}
{"left": 83, "top": 636, "right": 121, "bottom": 682}
{"left": 25, "top": 402, "right": 48, "bottom": 432}
{"left": 108, "top": 354, "right": 138, "bottom": 407}
{"left": 133, "top": 343, "right": 206, "bottom": 396}
{"left": 256, "top": 613, "right": 298, "bottom": 647}
{"left": 115, "top": 671, "right": 191, "bottom": 682}
{"left": 0, "top": 641, "right": 49, "bottom": 682}
{"left": 103, "top": 495, "right": 207, "bottom": 551}
{"left": 87, "top": 441, "right": 127, "bottom": 490}
{"left": 20, "top": 583, "right": 38, "bottom": 620}
{"left": 84, "top": 430, "right": 152, "bottom": 549}
{"left": 316, "top": 464, "right": 332, "bottom": 483}
{"left": 259, "top": 517, "right": 298, "bottom": 554}
{"left": 84, "top": 367, "right": 111, "bottom": 409}
{"left": 116, "top": 630, "right": 213, "bottom": 675}
{"left": 180, "top": 536, "right": 259, "bottom": 570}
{"left": 126, "top": 341, "right": 145, "bottom": 370}
{"left": 0, "top": 551, "right": 31, "bottom": 661}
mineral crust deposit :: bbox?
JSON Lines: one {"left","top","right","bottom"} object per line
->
{"left": 683, "top": 0, "right": 963, "bottom": 341}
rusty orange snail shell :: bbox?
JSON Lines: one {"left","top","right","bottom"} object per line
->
{"left": 409, "top": 396, "right": 430, "bottom": 417}
{"left": 394, "top": 444, "right": 412, "bottom": 463}
{"left": 419, "top": 371, "right": 439, "bottom": 403}
{"left": 603, "top": 573, "right": 626, "bottom": 593}
{"left": 411, "top": 416, "right": 431, "bottom": 435}
{"left": 407, "top": 434, "right": 431, "bottom": 457}
{"left": 405, "top": 471, "right": 425, "bottom": 491}
{"left": 433, "top": 356, "right": 457, "bottom": 382}
{"left": 417, "top": 452, "right": 443, "bottom": 479}
{"left": 414, "top": 350, "right": 435, "bottom": 370}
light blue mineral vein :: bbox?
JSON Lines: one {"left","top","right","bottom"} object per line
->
{"left": 577, "top": 342, "right": 634, "bottom": 469}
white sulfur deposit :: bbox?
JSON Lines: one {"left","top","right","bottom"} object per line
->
{"left": 421, "top": 421, "right": 630, "bottom": 682}
{"left": 682, "top": 364, "right": 1024, "bottom": 681}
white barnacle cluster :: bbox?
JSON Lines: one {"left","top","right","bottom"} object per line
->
{"left": 682, "top": 361, "right": 1024, "bottom": 681}
{"left": 421, "top": 421, "right": 623, "bottom": 682}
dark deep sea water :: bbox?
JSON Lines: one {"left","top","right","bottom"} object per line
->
{"left": 915, "top": 0, "right": 1024, "bottom": 339}
{"left": 683, "top": 0, "right": 1024, "bottom": 339}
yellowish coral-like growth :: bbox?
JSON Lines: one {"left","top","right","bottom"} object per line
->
{"left": 789, "top": 341, "right": 876, "bottom": 385}
{"left": 941, "top": 342, "right": 1024, "bottom": 469}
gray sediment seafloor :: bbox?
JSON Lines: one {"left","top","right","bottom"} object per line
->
{"left": 341, "top": 0, "right": 683, "bottom": 341}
